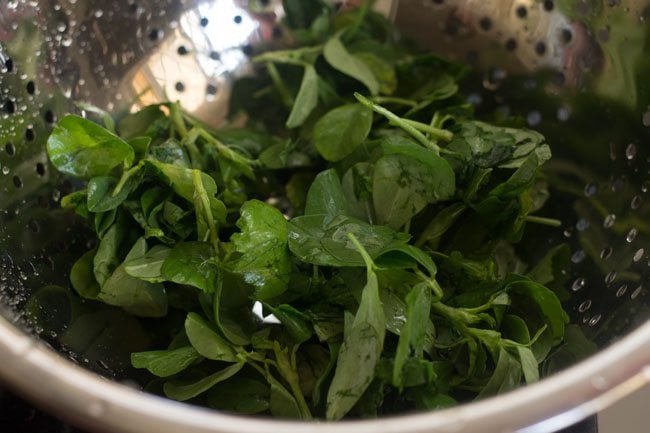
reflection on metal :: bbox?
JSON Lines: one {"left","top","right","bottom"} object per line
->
{"left": 396, "top": 0, "right": 650, "bottom": 107}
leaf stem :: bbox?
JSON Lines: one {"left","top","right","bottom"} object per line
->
{"left": 402, "top": 118, "right": 454, "bottom": 142}
{"left": 524, "top": 215, "right": 562, "bottom": 227}
{"left": 169, "top": 102, "right": 188, "bottom": 138}
{"left": 112, "top": 161, "right": 143, "bottom": 197}
{"left": 253, "top": 46, "right": 323, "bottom": 66}
{"left": 272, "top": 343, "right": 313, "bottom": 420}
{"left": 354, "top": 93, "right": 440, "bottom": 154}
{"left": 265, "top": 63, "right": 294, "bottom": 109}
{"left": 415, "top": 271, "right": 444, "bottom": 300}
{"left": 346, "top": 232, "right": 376, "bottom": 272}
{"left": 182, "top": 127, "right": 202, "bottom": 169}
{"left": 192, "top": 169, "right": 220, "bottom": 252}
{"left": 371, "top": 96, "right": 418, "bottom": 107}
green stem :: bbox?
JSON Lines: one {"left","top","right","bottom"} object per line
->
{"left": 402, "top": 118, "right": 454, "bottom": 142}
{"left": 415, "top": 270, "right": 444, "bottom": 300}
{"left": 415, "top": 203, "right": 467, "bottom": 248}
{"left": 524, "top": 215, "right": 562, "bottom": 227}
{"left": 372, "top": 96, "right": 418, "bottom": 107}
{"left": 271, "top": 344, "right": 312, "bottom": 420}
{"left": 430, "top": 111, "right": 443, "bottom": 129}
{"left": 354, "top": 93, "right": 440, "bottom": 154}
{"left": 169, "top": 102, "right": 188, "bottom": 138}
{"left": 430, "top": 301, "right": 482, "bottom": 326}
{"left": 112, "top": 161, "right": 143, "bottom": 197}
{"left": 253, "top": 46, "right": 323, "bottom": 66}
{"left": 182, "top": 127, "right": 202, "bottom": 169}
{"left": 266, "top": 63, "right": 294, "bottom": 109}
{"left": 192, "top": 169, "right": 220, "bottom": 252}
{"left": 287, "top": 348, "right": 312, "bottom": 420}
{"left": 290, "top": 379, "right": 312, "bottom": 420}
{"left": 197, "top": 129, "right": 256, "bottom": 168}
{"left": 246, "top": 358, "right": 269, "bottom": 379}
{"left": 347, "top": 232, "right": 376, "bottom": 272}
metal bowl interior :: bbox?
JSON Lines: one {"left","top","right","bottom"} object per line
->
{"left": 1, "top": 0, "right": 650, "bottom": 432}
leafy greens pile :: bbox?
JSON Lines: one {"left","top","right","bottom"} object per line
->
{"left": 45, "top": 0, "right": 568, "bottom": 421}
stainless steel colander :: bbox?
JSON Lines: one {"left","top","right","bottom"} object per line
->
{"left": 2, "top": 1, "right": 650, "bottom": 432}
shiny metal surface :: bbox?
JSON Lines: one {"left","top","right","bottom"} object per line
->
{"left": 1, "top": 0, "right": 650, "bottom": 432}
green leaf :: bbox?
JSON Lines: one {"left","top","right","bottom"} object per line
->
{"left": 341, "top": 162, "right": 374, "bottom": 221}
{"left": 61, "top": 190, "right": 89, "bottom": 218}
{"left": 93, "top": 222, "right": 127, "bottom": 286}
{"left": 98, "top": 238, "right": 168, "bottom": 318}
{"left": 131, "top": 346, "right": 202, "bottom": 377}
{"left": 141, "top": 187, "right": 169, "bottom": 224}
{"left": 477, "top": 347, "right": 522, "bottom": 398}
{"left": 98, "top": 265, "right": 168, "bottom": 317}
{"left": 144, "top": 160, "right": 227, "bottom": 224}
{"left": 287, "top": 214, "right": 410, "bottom": 267}
{"left": 526, "top": 244, "right": 571, "bottom": 301}
{"left": 324, "top": 37, "right": 379, "bottom": 95}
{"left": 231, "top": 200, "right": 292, "bottom": 300}
{"left": 268, "top": 374, "right": 303, "bottom": 418}
{"left": 124, "top": 245, "right": 171, "bottom": 282}
{"left": 207, "top": 376, "right": 270, "bottom": 414}
{"left": 313, "top": 103, "right": 373, "bottom": 162}
{"left": 373, "top": 136, "right": 455, "bottom": 228}
{"left": 268, "top": 304, "right": 313, "bottom": 343}
{"left": 286, "top": 65, "right": 320, "bottom": 128}
{"left": 95, "top": 209, "right": 118, "bottom": 240}
{"left": 501, "top": 314, "right": 531, "bottom": 344}
{"left": 355, "top": 52, "right": 397, "bottom": 95}
{"left": 75, "top": 102, "right": 116, "bottom": 133}
{"left": 448, "top": 121, "right": 549, "bottom": 169}
{"left": 213, "top": 272, "right": 254, "bottom": 346}
{"left": 184, "top": 312, "right": 239, "bottom": 362}
{"left": 118, "top": 104, "right": 166, "bottom": 139}
{"left": 197, "top": 129, "right": 256, "bottom": 180}
{"left": 472, "top": 154, "right": 540, "bottom": 240}
{"left": 312, "top": 342, "right": 340, "bottom": 407}
{"left": 128, "top": 136, "right": 151, "bottom": 158}
{"left": 376, "top": 244, "right": 437, "bottom": 276}
{"left": 326, "top": 307, "right": 383, "bottom": 420}
{"left": 47, "top": 114, "right": 134, "bottom": 179}
{"left": 507, "top": 277, "right": 566, "bottom": 342}
{"left": 393, "top": 284, "right": 433, "bottom": 388}
{"left": 416, "top": 202, "right": 467, "bottom": 248}
{"left": 147, "top": 138, "right": 191, "bottom": 167}
{"left": 405, "top": 72, "right": 459, "bottom": 116}
{"left": 409, "top": 390, "right": 457, "bottom": 411}
{"left": 164, "top": 362, "right": 244, "bottom": 401}
{"left": 516, "top": 345, "right": 539, "bottom": 384}
{"left": 161, "top": 242, "right": 217, "bottom": 292}
{"left": 326, "top": 237, "right": 385, "bottom": 420}
{"left": 398, "top": 358, "right": 437, "bottom": 388}
{"left": 259, "top": 141, "right": 312, "bottom": 169}
{"left": 282, "top": 0, "right": 326, "bottom": 29}
{"left": 304, "top": 169, "right": 351, "bottom": 217}
{"left": 70, "top": 249, "right": 100, "bottom": 299}
{"left": 87, "top": 175, "right": 139, "bottom": 213}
